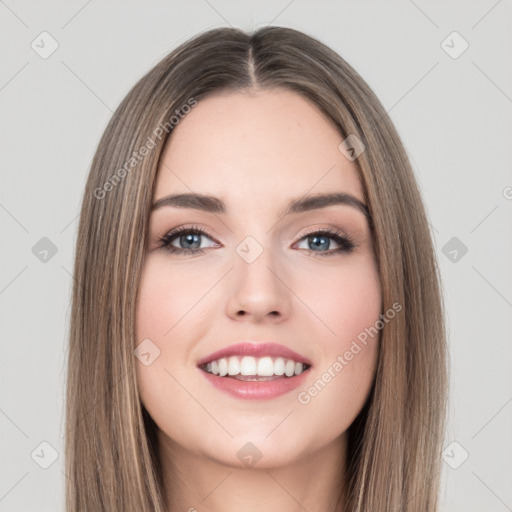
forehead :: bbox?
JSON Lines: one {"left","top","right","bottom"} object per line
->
{"left": 154, "top": 88, "right": 364, "bottom": 210}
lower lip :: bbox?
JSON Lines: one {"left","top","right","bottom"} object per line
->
{"left": 198, "top": 367, "right": 311, "bottom": 400}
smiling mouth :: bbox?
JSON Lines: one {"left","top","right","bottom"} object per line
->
{"left": 197, "top": 353, "right": 313, "bottom": 400}
{"left": 199, "top": 355, "right": 311, "bottom": 381}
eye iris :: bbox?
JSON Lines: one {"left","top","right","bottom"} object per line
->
{"left": 309, "top": 235, "right": 329, "bottom": 251}
{"left": 180, "top": 233, "right": 201, "bottom": 249}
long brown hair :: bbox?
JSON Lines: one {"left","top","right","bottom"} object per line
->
{"left": 65, "top": 26, "right": 449, "bottom": 511}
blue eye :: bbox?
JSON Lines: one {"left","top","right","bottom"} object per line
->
{"left": 159, "top": 226, "right": 356, "bottom": 256}
{"left": 295, "top": 228, "right": 356, "bottom": 256}
{"left": 159, "top": 225, "right": 218, "bottom": 255}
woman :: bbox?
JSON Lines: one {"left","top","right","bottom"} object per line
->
{"left": 65, "top": 26, "right": 448, "bottom": 511}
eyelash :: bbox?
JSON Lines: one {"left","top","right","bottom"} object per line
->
{"left": 158, "top": 224, "right": 356, "bottom": 257}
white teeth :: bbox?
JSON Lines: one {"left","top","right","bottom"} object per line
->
{"left": 227, "top": 356, "right": 240, "bottom": 376}
{"left": 274, "top": 357, "right": 285, "bottom": 375}
{"left": 203, "top": 355, "right": 308, "bottom": 377}
{"left": 218, "top": 357, "right": 228, "bottom": 377}
{"left": 285, "top": 359, "right": 295, "bottom": 377}
{"left": 240, "top": 356, "right": 257, "bottom": 375}
{"left": 257, "top": 356, "right": 274, "bottom": 376}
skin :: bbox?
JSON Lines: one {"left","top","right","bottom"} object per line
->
{"left": 135, "top": 88, "right": 382, "bottom": 512}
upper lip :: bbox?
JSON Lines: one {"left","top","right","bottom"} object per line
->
{"left": 197, "top": 342, "right": 313, "bottom": 367}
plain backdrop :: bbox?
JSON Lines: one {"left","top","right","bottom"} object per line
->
{"left": 1, "top": 1, "right": 511, "bottom": 510}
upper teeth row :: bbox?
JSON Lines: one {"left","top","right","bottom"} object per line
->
{"left": 204, "top": 356, "right": 307, "bottom": 377}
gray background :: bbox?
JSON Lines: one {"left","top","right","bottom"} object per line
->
{"left": 1, "top": 1, "right": 511, "bottom": 510}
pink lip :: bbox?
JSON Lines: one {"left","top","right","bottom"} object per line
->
{"left": 196, "top": 341, "right": 313, "bottom": 367}
{"left": 198, "top": 368, "right": 310, "bottom": 400}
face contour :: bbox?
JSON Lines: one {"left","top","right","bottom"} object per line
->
{"left": 135, "top": 88, "right": 381, "bottom": 474}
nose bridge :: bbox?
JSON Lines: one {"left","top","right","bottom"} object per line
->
{"left": 226, "top": 233, "right": 291, "bottom": 320}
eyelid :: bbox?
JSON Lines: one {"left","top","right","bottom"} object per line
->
{"left": 293, "top": 226, "right": 356, "bottom": 252}
{"left": 295, "top": 225, "right": 350, "bottom": 239}
{"left": 160, "top": 224, "right": 220, "bottom": 247}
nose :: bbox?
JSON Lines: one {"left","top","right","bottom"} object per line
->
{"left": 225, "top": 244, "right": 292, "bottom": 323}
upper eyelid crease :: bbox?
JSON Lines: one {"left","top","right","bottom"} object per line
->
{"left": 151, "top": 192, "right": 370, "bottom": 219}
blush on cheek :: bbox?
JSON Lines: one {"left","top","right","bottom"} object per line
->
{"left": 340, "top": 277, "right": 382, "bottom": 374}
{"left": 313, "top": 270, "right": 381, "bottom": 348}
{"left": 136, "top": 257, "right": 185, "bottom": 341}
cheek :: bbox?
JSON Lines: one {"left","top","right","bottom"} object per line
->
{"left": 294, "top": 256, "right": 381, "bottom": 410}
{"left": 300, "top": 256, "right": 382, "bottom": 348}
{"left": 135, "top": 256, "right": 201, "bottom": 428}
{"left": 135, "top": 255, "right": 208, "bottom": 341}
{"left": 135, "top": 259, "right": 211, "bottom": 416}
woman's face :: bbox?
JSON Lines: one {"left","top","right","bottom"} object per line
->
{"left": 136, "top": 88, "right": 381, "bottom": 469}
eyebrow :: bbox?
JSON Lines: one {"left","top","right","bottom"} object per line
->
{"left": 151, "top": 192, "right": 369, "bottom": 218}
